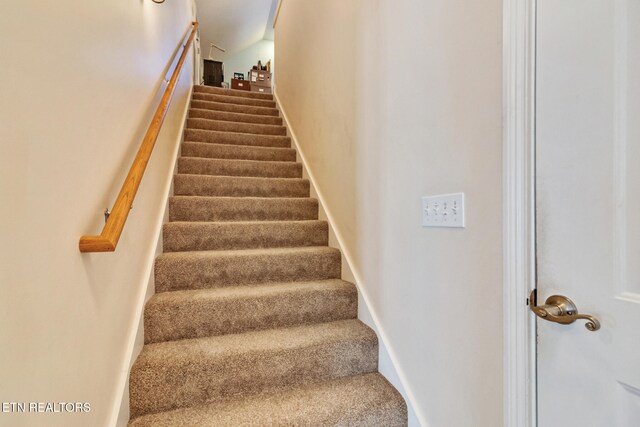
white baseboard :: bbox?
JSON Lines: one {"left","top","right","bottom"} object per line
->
{"left": 273, "top": 87, "right": 427, "bottom": 427}
{"left": 108, "top": 84, "right": 193, "bottom": 427}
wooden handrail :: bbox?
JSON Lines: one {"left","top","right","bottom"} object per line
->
{"left": 79, "top": 22, "right": 198, "bottom": 253}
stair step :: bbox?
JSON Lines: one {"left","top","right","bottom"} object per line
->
{"left": 192, "top": 91, "right": 276, "bottom": 109}
{"left": 129, "top": 373, "right": 406, "bottom": 427}
{"left": 184, "top": 129, "right": 290, "bottom": 148}
{"left": 154, "top": 246, "right": 340, "bottom": 292}
{"left": 127, "top": 80, "right": 408, "bottom": 426}
{"left": 189, "top": 108, "right": 282, "bottom": 125}
{"left": 181, "top": 141, "right": 296, "bottom": 162}
{"left": 194, "top": 85, "right": 273, "bottom": 101}
{"left": 187, "top": 118, "right": 287, "bottom": 136}
{"left": 173, "top": 175, "right": 309, "bottom": 198}
{"left": 169, "top": 196, "right": 318, "bottom": 222}
{"left": 190, "top": 99, "right": 279, "bottom": 117}
{"left": 129, "top": 319, "right": 377, "bottom": 418}
{"left": 144, "top": 279, "right": 356, "bottom": 343}
{"left": 177, "top": 157, "right": 302, "bottom": 179}
{"left": 163, "top": 220, "right": 328, "bottom": 252}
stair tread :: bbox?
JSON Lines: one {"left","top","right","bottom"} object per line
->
{"left": 194, "top": 85, "right": 274, "bottom": 101}
{"left": 169, "top": 196, "right": 318, "bottom": 222}
{"left": 173, "top": 174, "right": 310, "bottom": 198}
{"left": 188, "top": 117, "right": 285, "bottom": 130}
{"left": 179, "top": 156, "right": 299, "bottom": 167}
{"left": 130, "top": 319, "right": 378, "bottom": 417}
{"left": 164, "top": 219, "right": 327, "bottom": 228}
{"left": 157, "top": 245, "right": 339, "bottom": 261}
{"left": 190, "top": 99, "right": 279, "bottom": 116}
{"left": 182, "top": 141, "right": 294, "bottom": 153}
{"left": 189, "top": 108, "right": 282, "bottom": 125}
{"left": 177, "top": 156, "right": 301, "bottom": 178}
{"left": 192, "top": 92, "right": 276, "bottom": 108}
{"left": 144, "top": 279, "right": 357, "bottom": 343}
{"left": 170, "top": 194, "right": 315, "bottom": 199}
{"left": 166, "top": 218, "right": 326, "bottom": 225}
{"left": 149, "top": 278, "right": 353, "bottom": 303}
{"left": 169, "top": 195, "right": 317, "bottom": 203}
{"left": 184, "top": 129, "right": 291, "bottom": 148}
{"left": 154, "top": 245, "right": 340, "bottom": 292}
{"left": 162, "top": 219, "right": 328, "bottom": 252}
{"left": 190, "top": 117, "right": 286, "bottom": 130}
{"left": 175, "top": 173, "right": 306, "bottom": 182}
{"left": 135, "top": 318, "right": 373, "bottom": 370}
{"left": 181, "top": 141, "right": 296, "bottom": 161}
{"left": 128, "top": 373, "right": 407, "bottom": 427}
{"left": 187, "top": 118, "right": 287, "bottom": 136}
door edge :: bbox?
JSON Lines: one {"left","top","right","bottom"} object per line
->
{"left": 503, "top": 0, "right": 537, "bottom": 425}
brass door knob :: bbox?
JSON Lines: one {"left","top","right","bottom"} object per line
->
{"left": 529, "top": 290, "right": 601, "bottom": 331}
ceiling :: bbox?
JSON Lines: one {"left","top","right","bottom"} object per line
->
{"left": 196, "top": 0, "right": 278, "bottom": 60}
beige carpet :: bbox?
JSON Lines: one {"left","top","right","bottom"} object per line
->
{"left": 128, "top": 85, "right": 408, "bottom": 426}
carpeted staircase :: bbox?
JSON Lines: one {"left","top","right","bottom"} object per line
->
{"left": 127, "top": 85, "right": 408, "bottom": 426}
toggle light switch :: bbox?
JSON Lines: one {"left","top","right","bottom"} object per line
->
{"left": 422, "top": 193, "right": 465, "bottom": 228}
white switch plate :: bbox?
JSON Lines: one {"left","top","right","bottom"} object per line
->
{"left": 421, "top": 193, "right": 465, "bottom": 228}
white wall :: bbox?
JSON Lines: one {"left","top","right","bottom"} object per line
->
{"left": 0, "top": 1, "right": 195, "bottom": 426}
{"left": 210, "top": 39, "right": 274, "bottom": 82}
{"left": 275, "top": 1, "right": 503, "bottom": 426}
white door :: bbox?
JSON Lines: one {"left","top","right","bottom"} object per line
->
{"left": 535, "top": 0, "right": 640, "bottom": 425}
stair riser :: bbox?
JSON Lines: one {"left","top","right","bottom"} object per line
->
{"left": 173, "top": 175, "right": 310, "bottom": 198}
{"left": 177, "top": 157, "right": 302, "bottom": 179}
{"left": 181, "top": 142, "right": 296, "bottom": 162}
{"left": 163, "top": 221, "right": 328, "bottom": 252}
{"left": 169, "top": 197, "right": 318, "bottom": 222}
{"left": 154, "top": 249, "right": 340, "bottom": 292}
{"left": 189, "top": 108, "right": 282, "bottom": 125}
{"left": 191, "top": 99, "right": 279, "bottom": 117}
{"left": 192, "top": 92, "right": 276, "bottom": 108}
{"left": 184, "top": 129, "right": 291, "bottom": 148}
{"left": 194, "top": 85, "right": 274, "bottom": 101}
{"left": 144, "top": 283, "right": 357, "bottom": 343}
{"left": 130, "top": 328, "right": 377, "bottom": 417}
{"left": 187, "top": 118, "right": 287, "bottom": 136}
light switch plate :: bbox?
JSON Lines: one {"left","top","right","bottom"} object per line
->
{"left": 422, "top": 193, "right": 465, "bottom": 228}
